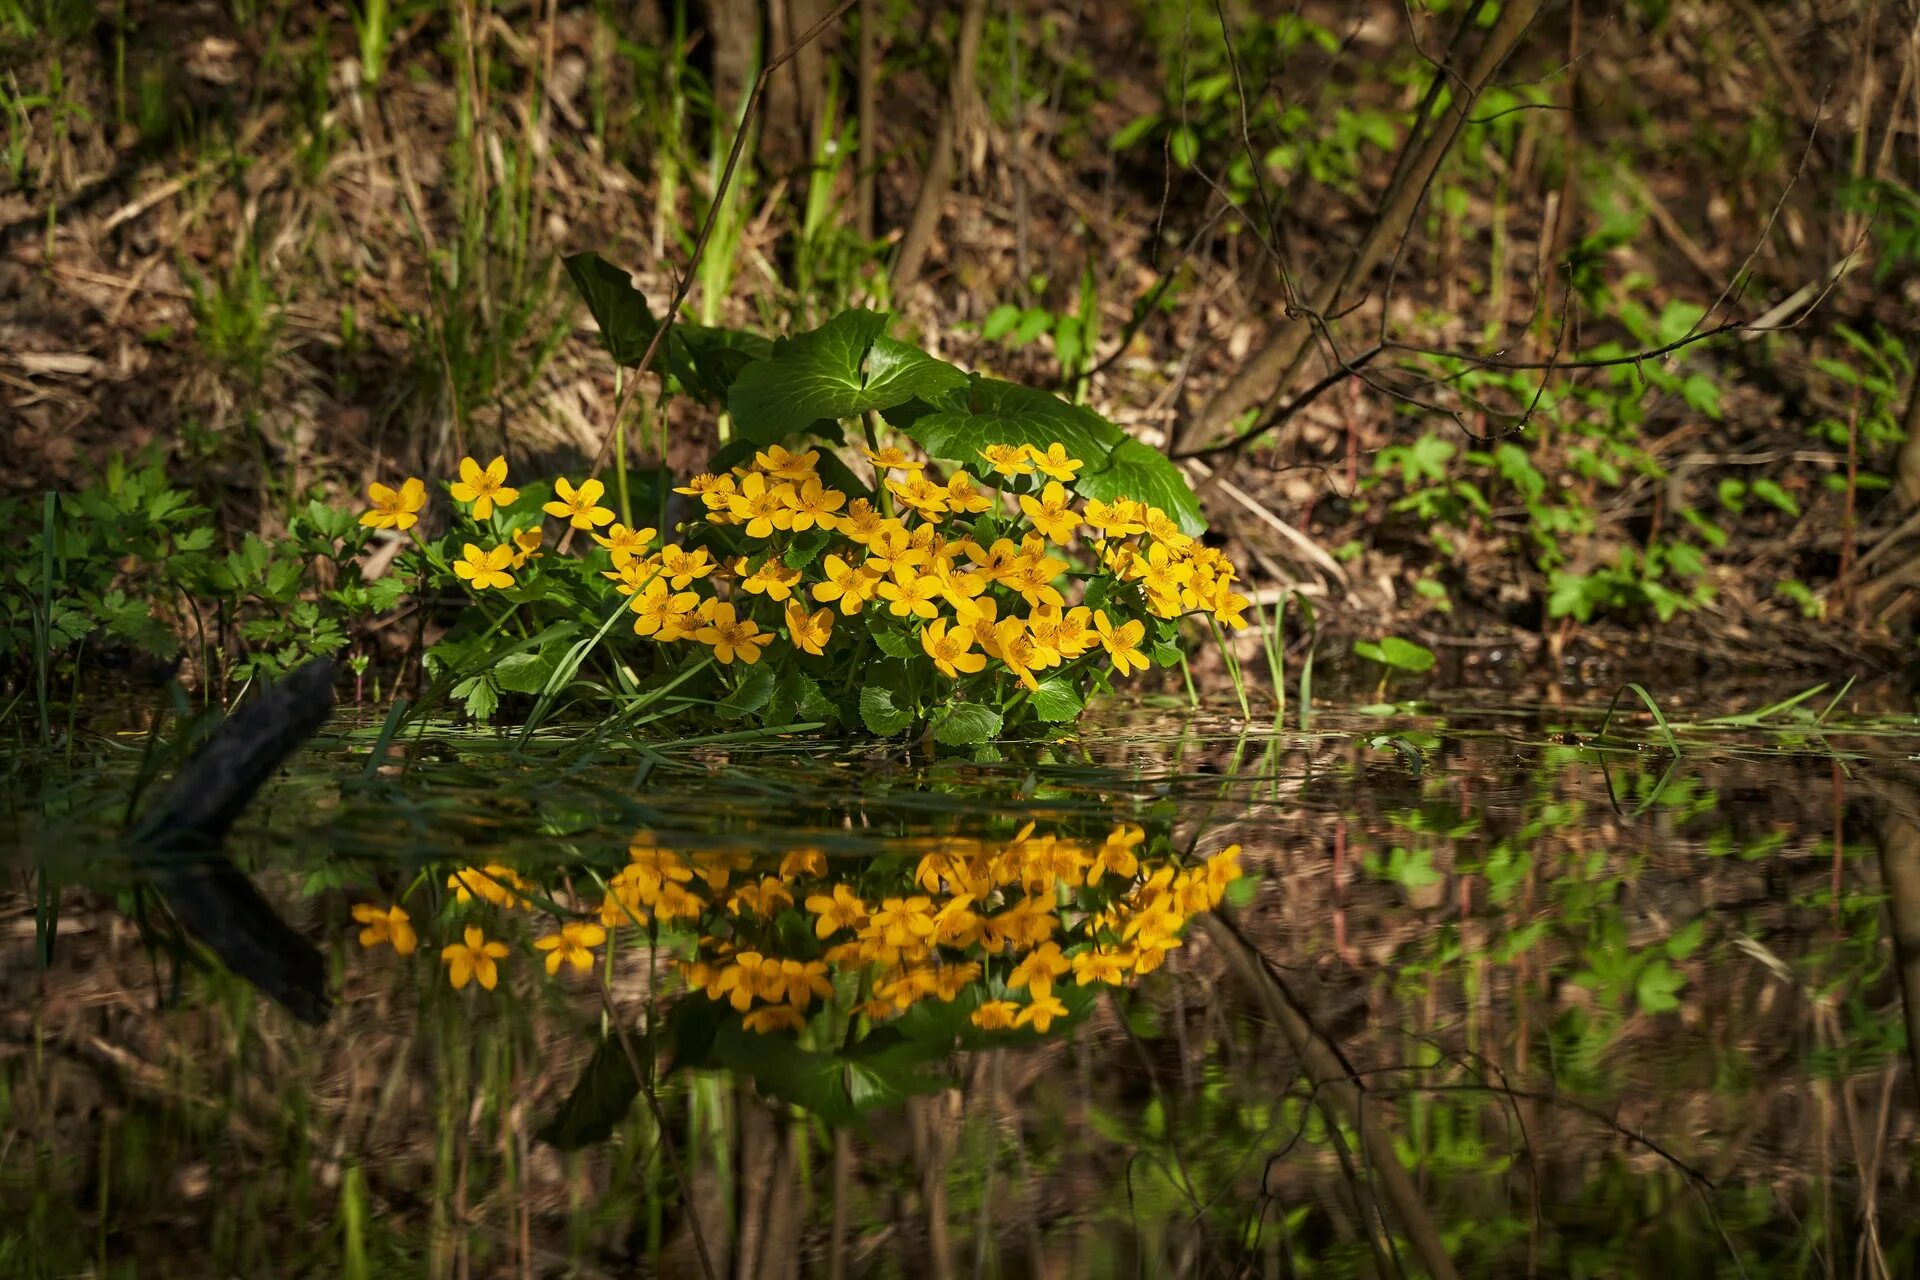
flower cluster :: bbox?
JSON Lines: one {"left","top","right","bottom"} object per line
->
{"left": 347, "top": 825, "right": 1244, "bottom": 1035}
{"left": 355, "top": 435, "right": 1246, "bottom": 733}
{"left": 640, "top": 824, "right": 1243, "bottom": 1035}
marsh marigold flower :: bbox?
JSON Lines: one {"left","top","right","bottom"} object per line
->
{"left": 454, "top": 542, "right": 516, "bottom": 590}
{"left": 361, "top": 477, "right": 426, "bottom": 531}
{"left": 352, "top": 903, "right": 417, "bottom": 955}
{"left": 971, "top": 1000, "right": 1021, "bottom": 1030}
{"left": 785, "top": 601, "right": 834, "bottom": 655}
{"left": 695, "top": 602, "right": 773, "bottom": 665}
{"left": 920, "top": 618, "right": 986, "bottom": 679}
{"left": 1029, "top": 443, "right": 1084, "bottom": 483}
{"left": 1019, "top": 481, "right": 1081, "bottom": 544}
{"left": 543, "top": 476, "right": 615, "bottom": 529}
{"left": 1094, "top": 611, "right": 1149, "bottom": 677}
{"left": 744, "top": 1005, "right": 807, "bottom": 1034}
{"left": 535, "top": 921, "right": 608, "bottom": 975}
{"left": 980, "top": 443, "right": 1034, "bottom": 478}
{"left": 592, "top": 522, "right": 657, "bottom": 566}
{"left": 450, "top": 455, "right": 519, "bottom": 519}
{"left": 442, "top": 926, "right": 509, "bottom": 990}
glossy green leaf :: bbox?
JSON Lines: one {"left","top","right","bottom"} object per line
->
{"left": 904, "top": 376, "right": 1124, "bottom": 472}
{"left": 728, "top": 310, "right": 967, "bottom": 445}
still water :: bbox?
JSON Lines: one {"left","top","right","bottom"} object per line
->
{"left": 5, "top": 693, "right": 1919, "bottom": 1278}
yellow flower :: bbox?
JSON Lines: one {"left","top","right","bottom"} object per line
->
{"left": 449, "top": 455, "right": 519, "bottom": 519}
{"left": 840, "top": 498, "right": 888, "bottom": 545}
{"left": 755, "top": 445, "right": 820, "bottom": 481}
{"left": 812, "top": 554, "right": 881, "bottom": 615}
{"left": 1083, "top": 496, "right": 1146, "bottom": 538}
{"left": 674, "top": 472, "right": 732, "bottom": 497}
{"left": 1143, "top": 506, "right": 1194, "bottom": 550}
{"left": 630, "top": 577, "right": 701, "bottom": 639}
{"left": 781, "top": 959, "right": 834, "bottom": 1010}
{"left": 1015, "top": 992, "right": 1069, "bottom": 1032}
{"left": 535, "top": 920, "right": 608, "bottom": 975}
{"left": 453, "top": 542, "right": 516, "bottom": 590}
{"left": 1018, "top": 481, "right": 1081, "bottom": 544}
{"left": 592, "top": 522, "right": 658, "bottom": 567}
{"left": 887, "top": 473, "right": 951, "bottom": 522}
{"left": 509, "top": 525, "right": 544, "bottom": 568}
{"left": 543, "top": 476, "right": 615, "bottom": 529}
{"left": 441, "top": 925, "right": 509, "bottom": 990}
{"left": 739, "top": 556, "right": 804, "bottom": 601}
{"left": 1007, "top": 941, "right": 1070, "bottom": 1000}
{"left": 729, "top": 876, "right": 795, "bottom": 917}
{"left": 744, "top": 1004, "right": 807, "bottom": 1034}
{"left": 1094, "top": 610, "right": 1149, "bottom": 677}
{"left": 727, "top": 473, "right": 794, "bottom": 539}
{"left": 1072, "top": 949, "right": 1128, "bottom": 986}
{"left": 876, "top": 567, "right": 942, "bottom": 620}
{"left": 447, "top": 864, "right": 529, "bottom": 908}
{"left": 864, "top": 522, "right": 927, "bottom": 577}
{"left": 657, "top": 543, "right": 717, "bottom": 588}
{"left": 695, "top": 602, "right": 773, "bottom": 665}
{"left": 1028, "top": 442, "right": 1084, "bottom": 483}
{"left": 920, "top": 617, "right": 986, "bottom": 678}
{"left": 863, "top": 444, "right": 924, "bottom": 472}
{"left": 980, "top": 444, "right": 1034, "bottom": 478}
{"left": 971, "top": 999, "right": 1021, "bottom": 1030}
{"left": 360, "top": 477, "right": 426, "bottom": 531}
{"left": 1210, "top": 581, "right": 1249, "bottom": 630}
{"left": 944, "top": 470, "right": 995, "bottom": 514}
{"left": 1001, "top": 553, "right": 1066, "bottom": 609}
{"left": 780, "top": 849, "right": 827, "bottom": 879}
{"left": 1138, "top": 544, "right": 1194, "bottom": 618}
{"left": 602, "top": 557, "right": 657, "bottom": 596}
{"left": 1089, "top": 823, "right": 1145, "bottom": 882}
{"left": 807, "top": 884, "right": 869, "bottom": 937}
{"left": 352, "top": 903, "right": 417, "bottom": 955}
{"left": 785, "top": 600, "right": 834, "bottom": 655}
{"left": 782, "top": 477, "right": 847, "bottom": 531}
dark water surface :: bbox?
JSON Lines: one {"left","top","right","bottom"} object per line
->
{"left": 6, "top": 694, "right": 1920, "bottom": 1278}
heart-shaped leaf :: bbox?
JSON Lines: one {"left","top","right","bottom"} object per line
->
{"left": 1075, "top": 439, "right": 1206, "bottom": 535}
{"left": 903, "top": 376, "right": 1124, "bottom": 472}
{"left": 932, "top": 702, "right": 1003, "bottom": 746}
{"left": 728, "top": 310, "right": 968, "bottom": 445}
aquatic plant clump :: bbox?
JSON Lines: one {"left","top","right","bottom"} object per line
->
{"left": 332, "top": 265, "right": 1249, "bottom": 741}
{"left": 353, "top": 437, "right": 1245, "bottom": 741}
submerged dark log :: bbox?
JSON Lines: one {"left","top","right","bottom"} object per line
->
{"left": 130, "top": 659, "right": 338, "bottom": 1026}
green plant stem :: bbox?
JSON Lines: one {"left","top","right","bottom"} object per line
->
{"left": 863, "top": 410, "right": 895, "bottom": 519}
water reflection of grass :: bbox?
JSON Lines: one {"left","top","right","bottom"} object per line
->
{"left": 7, "top": 712, "right": 1920, "bottom": 1275}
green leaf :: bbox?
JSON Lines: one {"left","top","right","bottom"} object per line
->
{"left": 717, "top": 663, "right": 777, "bottom": 720}
{"left": 728, "top": 310, "right": 967, "bottom": 446}
{"left": 932, "top": 702, "right": 1003, "bottom": 746}
{"left": 563, "top": 252, "right": 659, "bottom": 365}
{"left": 859, "top": 684, "right": 914, "bottom": 737}
{"left": 1027, "top": 675, "right": 1084, "bottom": 723}
{"left": 494, "top": 648, "right": 559, "bottom": 694}
{"left": 784, "top": 528, "right": 834, "bottom": 571}
{"left": 1353, "top": 635, "right": 1434, "bottom": 673}
{"left": 904, "top": 376, "right": 1124, "bottom": 473}
{"left": 708, "top": 1019, "right": 939, "bottom": 1125}
{"left": 1076, "top": 439, "right": 1206, "bottom": 535}
{"left": 538, "top": 1034, "right": 640, "bottom": 1151}
{"left": 868, "top": 617, "right": 914, "bottom": 660}
{"left": 452, "top": 674, "right": 499, "bottom": 722}
{"left": 1634, "top": 958, "right": 1684, "bottom": 1014}
{"left": 563, "top": 252, "right": 768, "bottom": 403}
